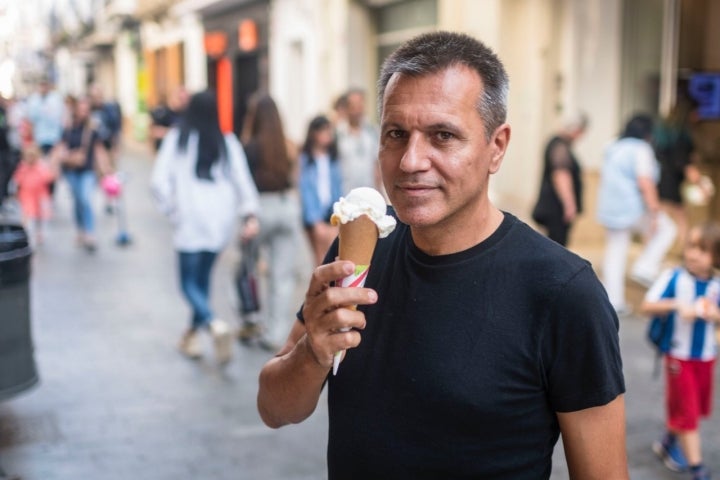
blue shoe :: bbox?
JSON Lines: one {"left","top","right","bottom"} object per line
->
{"left": 692, "top": 466, "right": 711, "bottom": 480}
{"left": 652, "top": 436, "right": 688, "bottom": 472}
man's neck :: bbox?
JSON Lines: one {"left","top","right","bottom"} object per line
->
{"left": 410, "top": 204, "right": 504, "bottom": 256}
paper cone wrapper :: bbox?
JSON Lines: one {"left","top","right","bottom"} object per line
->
{"left": 335, "top": 214, "right": 378, "bottom": 307}
{"left": 332, "top": 214, "right": 378, "bottom": 374}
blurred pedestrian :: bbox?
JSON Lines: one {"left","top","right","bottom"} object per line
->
{"left": 335, "top": 88, "right": 382, "bottom": 193}
{"left": 655, "top": 95, "right": 714, "bottom": 250}
{"left": 150, "top": 85, "right": 188, "bottom": 153}
{"left": 150, "top": 90, "right": 260, "bottom": 364}
{"left": 26, "top": 76, "right": 64, "bottom": 198}
{"left": 26, "top": 76, "right": 65, "bottom": 157}
{"left": 11, "top": 144, "right": 57, "bottom": 246}
{"left": 597, "top": 113, "right": 677, "bottom": 314}
{"left": 52, "top": 96, "right": 112, "bottom": 252}
{"left": 258, "top": 31, "right": 628, "bottom": 479}
{"left": 298, "top": 115, "right": 342, "bottom": 266}
{"left": 331, "top": 92, "right": 348, "bottom": 128}
{"left": 238, "top": 93, "right": 300, "bottom": 351}
{"left": 0, "top": 96, "right": 16, "bottom": 206}
{"left": 640, "top": 221, "right": 720, "bottom": 480}
{"left": 531, "top": 112, "right": 588, "bottom": 246}
{"left": 88, "top": 84, "right": 125, "bottom": 216}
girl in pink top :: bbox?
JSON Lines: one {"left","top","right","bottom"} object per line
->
{"left": 12, "top": 144, "right": 57, "bottom": 245}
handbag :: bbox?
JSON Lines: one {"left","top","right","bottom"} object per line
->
{"left": 235, "top": 238, "right": 261, "bottom": 314}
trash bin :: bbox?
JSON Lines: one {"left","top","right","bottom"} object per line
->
{"left": 0, "top": 221, "right": 38, "bottom": 401}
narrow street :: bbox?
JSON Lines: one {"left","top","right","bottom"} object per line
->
{"left": 0, "top": 143, "right": 718, "bottom": 479}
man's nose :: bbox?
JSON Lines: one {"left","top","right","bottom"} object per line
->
{"left": 399, "top": 133, "right": 431, "bottom": 172}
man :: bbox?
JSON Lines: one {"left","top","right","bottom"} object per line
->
{"left": 335, "top": 88, "right": 382, "bottom": 193}
{"left": 258, "top": 31, "right": 628, "bottom": 479}
{"left": 26, "top": 76, "right": 65, "bottom": 199}
{"left": 150, "top": 86, "right": 188, "bottom": 152}
{"left": 89, "top": 84, "right": 123, "bottom": 168}
{"left": 26, "top": 77, "right": 65, "bottom": 156}
{"left": 0, "top": 96, "right": 16, "bottom": 205}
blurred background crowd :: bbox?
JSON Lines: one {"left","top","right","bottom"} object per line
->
{"left": 0, "top": 0, "right": 720, "bottom": 478}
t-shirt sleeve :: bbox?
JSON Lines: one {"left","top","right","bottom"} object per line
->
{"left": 634, "top": 143, "right": 656, "bottom": 178}
{"left": 542, "top": 264, "right": 626, "bottom": 412}
{"left": 549, "top": 141, "right": 572, "bottom": 170}
{"left": 645, "top": 268, "right": 676, "bottom": 302}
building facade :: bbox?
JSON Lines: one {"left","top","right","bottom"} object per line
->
{"left": 30, "top": 0, "right": 717, "bottom": 228}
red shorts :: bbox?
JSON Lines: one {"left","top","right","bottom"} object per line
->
{"left": 665, "top": 356, "right": 715, "bottom": 431}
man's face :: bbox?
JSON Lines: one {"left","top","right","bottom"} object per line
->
{"left": 379, "top": 65, "right": 507, "bottom": 231}
{"left": 346, "top": 92, "right": 365, "bottom": 126}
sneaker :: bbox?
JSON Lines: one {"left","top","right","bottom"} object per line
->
{"left": 237, "top": 321, "right": 262, "bottom": 346}
{"left": 178, "top": 330, "right": 202, "bottom": 359}
{"left": 209, "top": 319, "right": 233, "bottom": 364}
{"left": 692, "top": 466, "right": 711, "bottom": 480}
{"left": 652, "top": 435, "right": 688, "bottom": 472}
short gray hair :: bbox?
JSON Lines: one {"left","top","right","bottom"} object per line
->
{"left": 378, "top": 31, "right": 509, "bottom": 140}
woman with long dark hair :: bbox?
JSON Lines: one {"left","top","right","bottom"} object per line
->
{"left": 238, "top": 93, "right": 299, "bottom": 351}
{"left": 151, "top": 90, "right": 259, "bottom": 363}
{"left": 298, "top": 115, "right": 343, "bottom": 266}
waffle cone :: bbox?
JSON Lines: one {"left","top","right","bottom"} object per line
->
{"left": 337, "top": 214, "right": 378, "bottom": 264}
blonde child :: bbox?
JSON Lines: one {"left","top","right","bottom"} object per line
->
{"left": 641, "top": 222, "right": 720, "bottom": 480}
{"left": 12, "top": 144, "right": 57, "bottom": 245}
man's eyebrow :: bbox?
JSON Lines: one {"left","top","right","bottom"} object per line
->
{"left": 428, "top": 122, "right": 461, "bottom": 132}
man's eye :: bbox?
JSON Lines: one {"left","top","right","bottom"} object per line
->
{"left": 436, "top": 131, "right": 454, "bottom": 141}
{"left": 388, "top": 130, "right": 406, "bottom": 139}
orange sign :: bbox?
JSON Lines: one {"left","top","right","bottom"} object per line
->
{"left": 204, "top": 32, "right": 227, "bottom": 58}
{"left": 238, "top": 19, "right": 258, "bottom": 51}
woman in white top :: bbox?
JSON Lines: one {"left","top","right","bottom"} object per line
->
{"left": 596, "top": 113, "right": 676, "bottom": 314}
{"left": 151, "top": 90, "right": 260, "bottom": 363}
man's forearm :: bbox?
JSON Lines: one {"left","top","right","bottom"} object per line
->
{"left": 257, "top": 334, "right": 330, "bottom": 428}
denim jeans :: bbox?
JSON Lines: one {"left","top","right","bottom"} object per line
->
{"left": 178, "top": 250, "right": 218, "bottom": 330}
{"left": 64, "top": 169, "right": 96, "bottom": 234}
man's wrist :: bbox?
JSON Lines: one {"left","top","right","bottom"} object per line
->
{"left": 299, "top": 334, "right": 329, "bottom": 372}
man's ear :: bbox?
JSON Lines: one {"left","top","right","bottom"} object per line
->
{"left": 488, "top": 123, "right": 511, "bottom": 174}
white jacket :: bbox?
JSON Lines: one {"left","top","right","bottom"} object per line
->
{"left": 151, "top": 128, "right": 260, "bottom": 252}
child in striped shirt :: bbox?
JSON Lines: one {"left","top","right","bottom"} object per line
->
{"left": 641, "top": 222, "right": 720, "bottom": 480}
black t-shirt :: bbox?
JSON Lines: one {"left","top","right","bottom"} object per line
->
{"left": 313, "top": 211, "right": 624, "bottom": 479}
{"left": 655, "top": 125, "right": 694, "bottom": 204}
{"left": 62, "top": 124, "right": 100, "bottom": 172}
{"left": 532, "top": 136, "right": 583, "bottom": 226}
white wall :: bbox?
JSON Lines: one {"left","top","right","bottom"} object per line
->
{"left": 569, "top": 0, "right": 622, "bottom": 171}
{"left": 270, "top": 0, "right": 350, "bottom": 144}
{"left": 114, "top": 31, "right": 138, "bottom": 118}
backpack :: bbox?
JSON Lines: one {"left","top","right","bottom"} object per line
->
{"left": 646, "top": 268, "right": 681, "bottom": 377}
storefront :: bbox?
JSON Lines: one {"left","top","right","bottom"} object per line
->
{"left": 199, "top": 0, "right": 269, "bottom": 136}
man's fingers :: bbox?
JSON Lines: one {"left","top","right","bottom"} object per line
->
{"left": 306, "top": 261, "right": 355, "bottom": 295}
{"left": 322, "top": 286, "right": 377, "bottom": 312}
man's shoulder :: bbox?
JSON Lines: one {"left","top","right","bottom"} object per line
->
{"left": 502, "top": 213, "right": 591, "bottom": 274}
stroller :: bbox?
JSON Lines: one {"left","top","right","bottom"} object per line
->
{"left": 100, "top": 172, "right": 132, "bottom": 246}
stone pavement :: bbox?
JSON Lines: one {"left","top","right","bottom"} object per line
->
{"left": 0, "top": 143, "right": 718, "bottom": 479}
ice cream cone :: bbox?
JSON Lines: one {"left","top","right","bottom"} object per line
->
{"left": 336, "top": 214, "right": 378, "bottom": 266}
{"left": 329, "top": 188, "right": 396, "bottom": 375}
